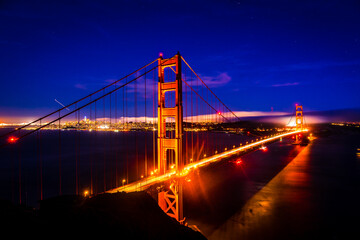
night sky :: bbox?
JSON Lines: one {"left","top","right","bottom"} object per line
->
{"left": 1, "top": 0, "right": 360, "bottom": 122}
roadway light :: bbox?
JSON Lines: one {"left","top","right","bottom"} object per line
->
{"left": 7, "top": 136, "right": 18, "bottom": 144}
{"left": 122, "top": 179, "right": 126, "bottom": 186}
{"left": 84, "top": 190, "right": 89, "bottom": 197}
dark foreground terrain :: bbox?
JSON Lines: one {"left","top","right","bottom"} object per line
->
{"left": 0, "top": 191, "right": 206, "bottom": 239}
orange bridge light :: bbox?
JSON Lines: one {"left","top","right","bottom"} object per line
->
{"left": 8, "top": 136, "right": 19, "bottom": 144}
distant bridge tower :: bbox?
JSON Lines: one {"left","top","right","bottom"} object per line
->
{"left": 295, "top": 104, "right": 304, "bottom": 130}
{"left": 157, "top": 52, "right": 184, "bottom": 223}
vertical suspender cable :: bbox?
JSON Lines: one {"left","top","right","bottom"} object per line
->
{"left": 95, "top": 100, "right": 97, "bottom": 194}
{"left": 109, "top": 87, "right": 112, "bottom": 187}
{"left": 144, "top": 67, "right": 147, "bottom": 177}
{"left": 153, "top": 67, "right": 156, "bottom": 172}
{"left": 135, "top": 74, "right": 138, "bottom": 178}
{"left": 75, "top": 104, "right": 79, "bottom": 195}
{"left": 18, "top": 129, "right": 21, "bottom": 205}
{"left": 90, "top": 95, "right": 93, "bottom": 195}
{"left": 125, "top": 77, "right": 128, "bottom": 183}
{"left": 103, "top": 90, "right": 106, "bottom": 192}
{"left": 115, "top": 83, "right": 118, "bottom": 187}
{"left": 58, "top": 111, "right": 62, "bottom": 196}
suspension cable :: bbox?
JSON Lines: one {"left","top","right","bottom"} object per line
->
{"left": 0, "top": 58, "right": 159, "bottom": 139}
{"left": 0, "top": 64, "right": 159, "bottom": 147}
{"left": 181, "top": 56, "right": 241, "bottom": 122}
{"left": 168, "top": 66, "right": 229, "bottom": 122}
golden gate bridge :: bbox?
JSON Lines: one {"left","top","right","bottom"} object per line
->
{"left": 0, "top": 52, "right": 308, "bottom": 224}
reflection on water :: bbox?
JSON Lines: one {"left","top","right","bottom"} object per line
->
{"left": 0, "top": 128, "right": 257, "bottom": 207}
{"left": 209, "top": 144, "right": 312, "bottom": 240}
{"left": 185, "top": 130, "right": 360, "bottom": 240}
{"left": 183, "top": 138, "right": 306, "bottom": 236}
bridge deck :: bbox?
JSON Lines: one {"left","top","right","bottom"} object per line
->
{"left": 106, "top": 130, "right": 307, "bottom": 194}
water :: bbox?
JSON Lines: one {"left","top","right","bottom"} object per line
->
{"left": 183, "top": 128, "right": 360, "bottom": 239}
{"left": 0, "top": 127, "right": 257, "bottom": 208}
{"left": 3, "top": 126, "right": 357, "bottom": 239}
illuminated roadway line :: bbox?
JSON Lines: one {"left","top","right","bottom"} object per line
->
{"left": 106, "top": 129, "right": 307, "bottom": 194}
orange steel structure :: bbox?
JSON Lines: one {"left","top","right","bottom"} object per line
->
{"left": 157, "top": 52, "right": 184, "bottom": 223}
{"left": 295, "top": 104, "right": 304, "bottom": 130}
{"left": 295, "top": 104, "right": 304, "bottom": 143}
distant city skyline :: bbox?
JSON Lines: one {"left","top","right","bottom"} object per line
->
{"left": 1, "top": 0, "right": 359, "bottom": 122}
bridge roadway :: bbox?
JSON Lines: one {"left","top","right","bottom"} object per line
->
{"left": 106, "top": 129, "right": 307, "bottom": 194}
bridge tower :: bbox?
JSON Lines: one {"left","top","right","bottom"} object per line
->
{"left": 157, "top": 52, "right": 184, "bottom": 223}
{"left": 295, "top": 104, "right": 304, "bottom": 130}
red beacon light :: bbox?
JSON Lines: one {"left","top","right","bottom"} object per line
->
{"left": 217, "top": 111, "right": 221, "bottom": 115}
{"left": 233, "top": 159, "right": 242, "bottom": 165}
{"left": 8, "top": 136, "right": 19, "bottom": 144}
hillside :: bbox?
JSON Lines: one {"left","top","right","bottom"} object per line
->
{"left": 0, "top": 191, "right": 207, "bottom": 239}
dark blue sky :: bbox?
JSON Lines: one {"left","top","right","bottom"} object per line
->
{"left": 1, "top": 0, "right": 360, "bottom": 121}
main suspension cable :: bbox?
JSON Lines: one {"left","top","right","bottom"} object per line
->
{"left": 0, "top": 58, "right": 159, "bottom": 139}
{"left": 181, "top": 56, "right": 241, "bottom": 122}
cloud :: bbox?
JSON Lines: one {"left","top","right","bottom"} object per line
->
{"left": 202, "top": 72, "right": 231, "bottom": 87}
{"left": 232, "top": 111, "right": 289, "bottom": 117}
{"left": 74, "top": 83, "right": 87, "bottom": 90}
{"left": 271, "top": 82, "right": 299, "bottom": 87}
{"left": 186, "top": 72, "right": 231, "bottom": 88}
